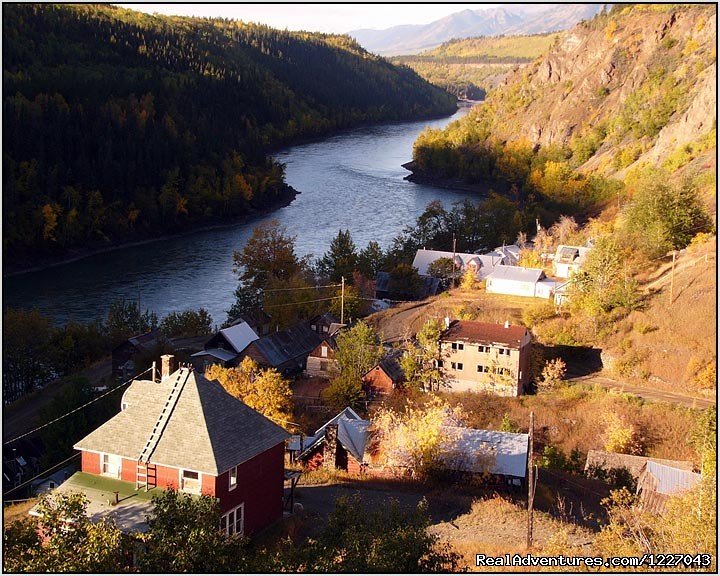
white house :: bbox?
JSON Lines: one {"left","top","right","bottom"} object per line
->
{"left": 485, "top": 265, "right": 558, "bottom": 299}
{"left": 552, "top": 245, "right": 590, "bottom": 278}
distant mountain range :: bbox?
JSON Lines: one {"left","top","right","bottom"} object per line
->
{"left": 349, "top": 4, "right": 607, "bottom": 55}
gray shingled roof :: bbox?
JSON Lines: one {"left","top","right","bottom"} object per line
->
{"left": 74, "top": 368, "right": 289, "bottom": 475}
{"left": 252, "top": 323, "right": 322, "bottom": 369}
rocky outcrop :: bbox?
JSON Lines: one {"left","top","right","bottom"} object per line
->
{"left": 481, "top": 4, "right": 716, "bottom": 174}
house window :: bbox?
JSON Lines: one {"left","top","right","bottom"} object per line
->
{"left": 451, "top": 342, "right": 464, "bottom": 350}
{"left": 478, "top": 345, "right": 488, "bottom": 353}
{"left": 101, "top": 453, "right": 121, "bottom": 478}
{"left": 229, "top": 466, "right": 237, "bottom": 491}
{"left": 222, "top": 503, "right": 244, "bottom": 536}
{"left": 477, "top": 365, "right": 489, "bottom": 373}
{"left": 310, "top": 324, "right": 316, "bottom": 331}
{"left": 322, "top": 326, "right": 329, "bottom": 333}
{"left": 320, "top": 361, "right": 329, "bottom": 371}
{"left": 321, "top": 346, "right": 328, "bottom": 358}
{"left": 121, "top": 402, "right": 128, "bottom": 411}
{"left": 451, "top": 362, "right": 463, "bottom": 371}
{"left": 180, "top": 469, "right": 201, "bottom": 494}
{"left": 437, "top": 360, "right": 443, "bottom": 368}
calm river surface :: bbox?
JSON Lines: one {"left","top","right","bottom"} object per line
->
{"left": 4, "top": 108, "right": 478, "bottom": 325}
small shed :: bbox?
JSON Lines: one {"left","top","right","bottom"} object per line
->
{"left": 584, "top": 450, "right": 694, "bottom": 481}
{"left": 291, "top": 408, "right": 370, "bottom": 474}
{"left": 305, "top": 336, "right": 339, "bottom": 379}
{"left": 636, "top": 461, "right": 702, "bottom": 515}
{"left": 242, "top": 322, "right": 322, "bottom": 375}
{"left": 363, "top": 350, "right": 405, "bottom": 396}
{"left": 192, "top": 321, "right": 259, "bottom": 370}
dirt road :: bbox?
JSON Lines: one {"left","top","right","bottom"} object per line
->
{"left": 3, "top": 358, "right": 113, "bottom": 443}
{"left": 568, "top": 373, "right": 715, "bottom": 409}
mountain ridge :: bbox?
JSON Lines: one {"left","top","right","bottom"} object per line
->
{"left": 350, "top": 4, "right": 605, "bottom": 55}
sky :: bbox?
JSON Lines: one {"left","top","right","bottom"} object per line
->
{"left": 115, "top": 3, "right": 530, "bottom": 34}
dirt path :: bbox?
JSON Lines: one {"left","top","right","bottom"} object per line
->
{"left": 568, "top": 373, "right": 715, "bottom": 409}
{"left": 3, "top": 358, "right": 113, "bottom": 443}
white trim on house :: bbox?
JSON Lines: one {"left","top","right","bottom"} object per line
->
{"left": 101, "top": 453, "right": 121, "bottom": 479}
{"left": 179, "top": 468, "right": 202, "bottom": 494}
{"left": 222, "top": 502, "right": 244, "bottom": 535}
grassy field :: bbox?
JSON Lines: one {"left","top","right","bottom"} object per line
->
{"left": 420, "top": 33, "right": 558, "bottom": 60}
{"left": 391, "top": 33, "right": 558, "bottom": 97}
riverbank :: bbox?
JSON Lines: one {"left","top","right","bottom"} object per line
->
{"left": 401, "top": 160, "right": 493, "bottom": 195}
{"left": 3, "top": 184, "right": 299, "bottom": 278}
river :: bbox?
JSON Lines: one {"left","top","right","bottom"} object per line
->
{"left": 4, "top": 107, "right": 478, "bottom": 326}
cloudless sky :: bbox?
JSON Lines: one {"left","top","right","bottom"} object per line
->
{"left": 115, "top": 3, "right": 531, "bottom": 34}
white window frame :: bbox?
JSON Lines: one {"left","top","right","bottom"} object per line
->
{"left": 179, "top": 468, "right": 202, "bottom": 494}
{"left": 101, "top": 453, "right": 121, "bottom": 478}
{"left": 321, "top": 346, "right": 328, "bottom": 358}
{"left": 229, "top": 466, "right": 238, "bottom": 491}
{"left": 222, "top": 503, "right": 244, "bottom": 536}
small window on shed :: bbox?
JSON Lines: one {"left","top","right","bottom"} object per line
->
{"left": 321, "top": 346, "right": 328, "bottom": 357}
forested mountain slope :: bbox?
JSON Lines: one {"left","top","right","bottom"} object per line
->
{"left": 3, "top": 4, "right": 455, "bottom": 266}
{"left": 412, "top": 4, "right": 716, "bottom": 188}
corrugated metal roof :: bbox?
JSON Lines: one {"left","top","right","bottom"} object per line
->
{"left": 487, "top": 265, "right": 545, "bottom": 283}
{"left": 644, "top": 461, "right": 702, "bottom": 495}
{"left": 441, "top": 427, "right": 529, "bottom": 478}
{"left": 219, "top": 322, "right": 259, "bottom": 354}
{"left": 252, "top": 323, "right": 322, "bottom": 370}
{"left": 191, "top": 348, "right": 237, "bottom": 362}
{"left": 338, "top": 417, "right": 370, "bottom": 462}
{"left": 412, "top": 249, "right": 506, "bottom": 278}
{"left": 584, "top": 450, "right": 693, "bottom": 479}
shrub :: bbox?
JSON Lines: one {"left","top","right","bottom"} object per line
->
{"left": 522, "top": 302, "right": 556, "bottom": 328}
{"left": 536, "top": 358, "right": 567, "bottom": 392}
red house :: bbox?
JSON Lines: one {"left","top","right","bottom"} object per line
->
{"left": 362, "top": 350, "right": 405, "bottom": 396}
{"left": 71, "top": 356, "right": 289, "bottom": 535}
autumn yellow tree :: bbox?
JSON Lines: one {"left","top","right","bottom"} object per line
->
{"left": 370, "top": 396, "right": 467, "bottom": 480}
{"left": 206, "top": 358, "right": 293, "bottom": 426}
{"left": 460, "top": 268, "right": 477, "bottom": 290}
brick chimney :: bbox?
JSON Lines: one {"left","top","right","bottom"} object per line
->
{"left": 444, "top": 316, "right": 451, "bottom": 329}
{"left": 323, "top": 424, "right": 338, "bottom": 470}
{"left": 160, "top": 354, "right": 175, "bottom": 379}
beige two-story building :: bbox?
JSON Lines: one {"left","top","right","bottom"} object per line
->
{"left": 439, "top": 319, "right": 531, "bottom": 396}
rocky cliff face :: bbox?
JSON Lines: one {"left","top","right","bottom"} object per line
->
{"left": 483, "top": 4, "right": 716, "bottom": 175}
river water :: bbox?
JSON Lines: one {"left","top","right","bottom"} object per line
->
{"left": 4, "top": 108, "right": 478, "bottom": 325}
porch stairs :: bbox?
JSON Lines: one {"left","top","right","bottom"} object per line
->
{"left": 136, "top": 368, "right": 190, "bottom": 491}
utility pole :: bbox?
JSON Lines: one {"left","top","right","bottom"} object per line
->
{"left": 452, "top": 233, "right": 457, "bottom": 285}
{"left": 669, "top": 251, "right": 677, "bottom": 305}
{"left": 527, "top": 411, "right": 535, "bottom": 549}
{"left": 340, "top": 276, "right": 345, "bottom": 325}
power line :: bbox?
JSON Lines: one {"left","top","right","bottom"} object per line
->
{"left": 3, "top": 453, "right": 81, "bottom": 497}
{"left": 3, "top": 366, "right": 154, "bottom": 447}
{"left": 264, "top": 283, "right": 341, "bottom": 293}
{"left": 263, "top": 296, "right": 339, "bottom": 308}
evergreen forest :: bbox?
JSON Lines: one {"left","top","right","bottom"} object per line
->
{"left": 3, "top": 4, "right": 456, "bottom": 266}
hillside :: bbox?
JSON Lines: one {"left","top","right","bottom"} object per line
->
{"left": 2, "top": 4, "right": 455, "bottom": 267}
{"left": 411, "top": 4, "right": 717, "bottom": 188}
{"left": 392, "top": 34, "right": 558, "bottom": 100}
{"left": 350, "top": 4, "right": 603, "bottom": 56}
